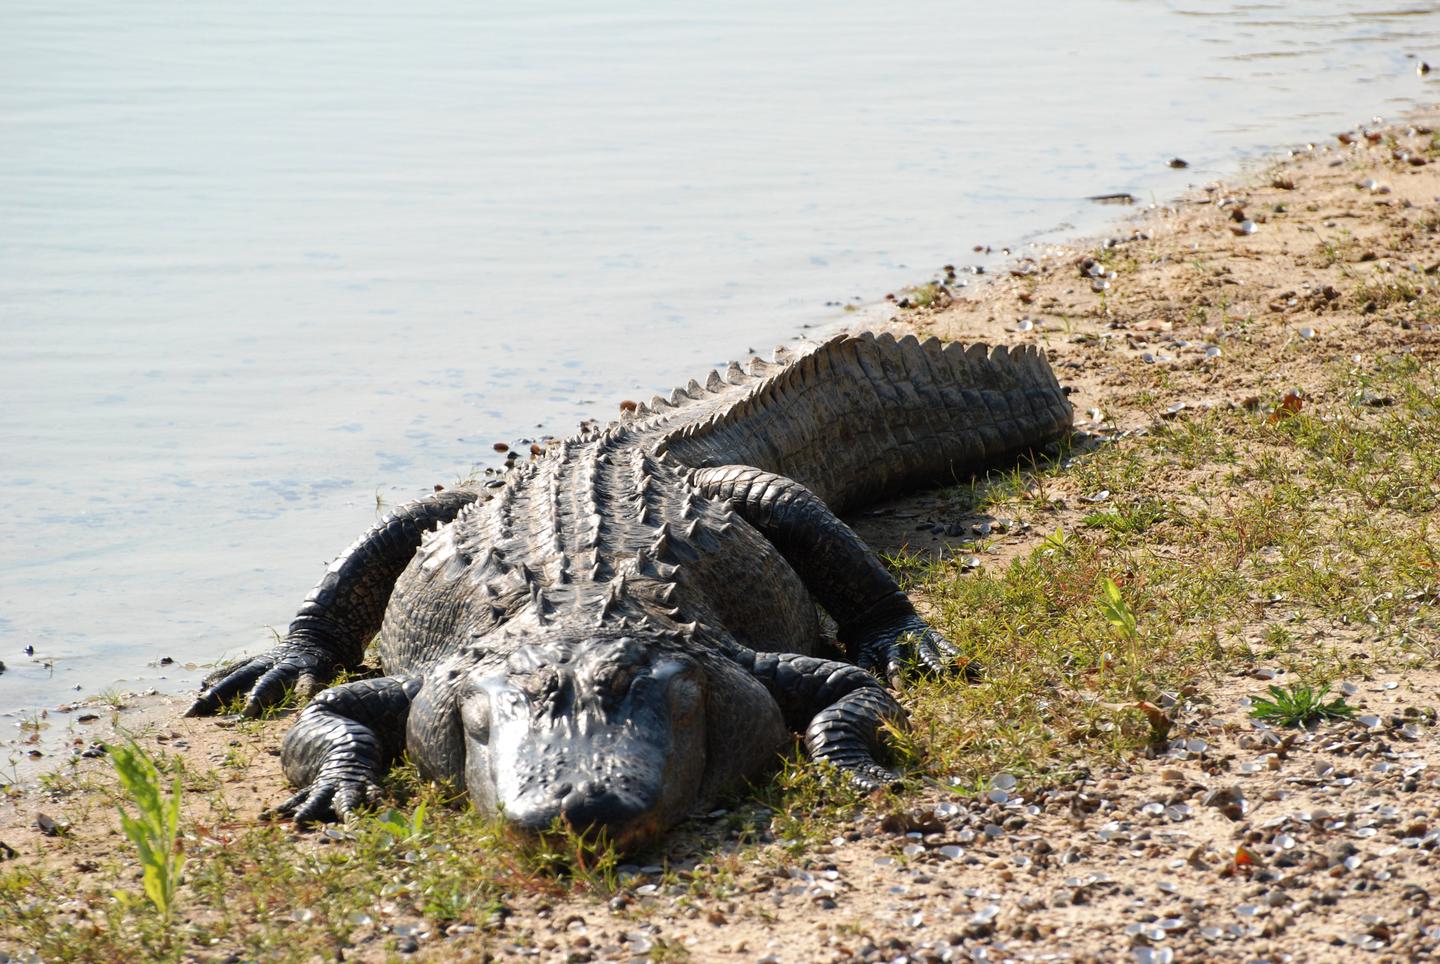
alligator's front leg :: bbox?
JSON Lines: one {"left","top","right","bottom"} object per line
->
{"left": 728, "top": 645, "right": 905, "bottom": 790}
{"left": 187, "top": 489, "right": 478, "bottom": 717}
{"left": 276, "top": 676, "right": 420, "bottom": 824}
{"left": 691, "top": 465, "right": 960, "bottom": 683}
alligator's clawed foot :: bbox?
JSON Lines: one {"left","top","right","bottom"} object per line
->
{"left": 853, "top": 612, "right": 967, "bottom": 687}
{"left": 805, "top": 680, "right": 906, "bottom": 793}
{"left": 185, "top": 642, "right": 338, "bottom": 718}
{"left": 273, "top": 772, "right": 383, "bottom": 826}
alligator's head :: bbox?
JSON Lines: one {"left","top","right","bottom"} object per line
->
{"left": 425, "top": 629, "right": 786, "bottom": 851}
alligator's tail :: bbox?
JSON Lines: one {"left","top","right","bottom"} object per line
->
{"left": 657, "top": 331, "right": 1073, "bottom": 514}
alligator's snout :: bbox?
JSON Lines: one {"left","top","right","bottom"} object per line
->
{"left": 504, "top": 780, "right": 664, "bottom": 847}
{"left": 460, "top": 635, "right": 707, "bottom": 851}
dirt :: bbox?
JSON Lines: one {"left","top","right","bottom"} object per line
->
{"left": 5, "top": 113, "right": 1440, "bottom": 962}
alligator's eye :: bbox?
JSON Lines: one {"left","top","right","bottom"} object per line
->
{"left": 460, "top": 690, "right": 492, "bottom": 745}
{"left": 605, "top": 666, "right": 635, "bottom": 704}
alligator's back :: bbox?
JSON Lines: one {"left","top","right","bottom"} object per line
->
{"left": 648, "top": 331, "right": 1072, "bottom": 513}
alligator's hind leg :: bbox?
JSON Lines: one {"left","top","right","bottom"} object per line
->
{"left": 187, "top": 489, "right": 478, "bottom": 717}
{"left": 692, "top": 465, "right": 960, "bottom": 683}
{"left": 276, "top": 676, "right": 420, "bottom": 824}
{"left": 729, "top": 646, "right": 905, "bottom": 790}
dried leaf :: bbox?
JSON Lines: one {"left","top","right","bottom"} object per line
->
{"left": 1268, "top": 392, "right": 1303, "bottom": 422}
{"left": 1135, "top": 701, "right": 1173, "bottom": 742}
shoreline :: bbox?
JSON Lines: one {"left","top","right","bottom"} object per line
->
{"left": 5, "top": 110, "right": 1440, "bottom": 961}
{"left": 3, "top": 99, "right": 1433, "bottom": 735}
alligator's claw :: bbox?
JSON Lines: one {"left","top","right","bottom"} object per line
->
{"left": 854, "top": 612, "right": 966, "bottom": 686}
{"left": 274, "top": 771, "right": 383, "bottom": 826}
{"left": 185, "top": 643, "right": 337, "bottom": 718}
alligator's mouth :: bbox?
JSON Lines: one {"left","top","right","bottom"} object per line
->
{"left": 518, "top": 795, "right": 668, "bottom": 853}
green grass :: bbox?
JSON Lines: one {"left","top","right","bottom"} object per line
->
{"left": 900, "top": 281, "right": 945, "bottom": 308}
{"left": 883, "top": 353, "right": 1440, "bottom": 789}
{"left": 1350, "top": 272, "right": 1440, "bottom": 323}
{"left": 1248, "top": 682, "right": 1357, "bottom": 728}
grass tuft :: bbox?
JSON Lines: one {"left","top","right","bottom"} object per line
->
{"left": 1249, "top": 682, "right": 1357, "bottom": 728}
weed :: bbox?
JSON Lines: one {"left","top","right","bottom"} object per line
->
{"left": 1082, "top": 499, "right": 1169, "bottom": 537}
{"left": 368, "top": 799, "right": 428, "bottom": 844}
{"left": 900, "top": 282, "right": 946, "bottom": 309}
{"left": 107, "top": 740, "right": 185, "bottom": 922}
{"left": 1098, "top": 577, "right": 1138, "bottom": 641}
{"left": 1248, "top": 682, "right": 1356, "bottom": 728}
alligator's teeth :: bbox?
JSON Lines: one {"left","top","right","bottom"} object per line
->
{"left": 656, "top": 583, "right": 677, "bottom": 605}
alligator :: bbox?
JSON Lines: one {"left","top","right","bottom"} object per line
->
{"left": 187, "top": 331, "right": 1072, "bottom": 850}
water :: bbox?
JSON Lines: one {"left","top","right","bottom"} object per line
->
{"left": 2, "top": 1, "right": 1436, "bottom": 716}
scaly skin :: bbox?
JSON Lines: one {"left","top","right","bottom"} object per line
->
{"left": 188, "top": 331, "right": 1072, "bottom": 849}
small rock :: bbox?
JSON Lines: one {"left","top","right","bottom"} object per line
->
{"left": 1201, "top": 786, "right": 1246, "bottom": 821}
{"left": 35, "top": 814, "right": 66, "bottom": 837}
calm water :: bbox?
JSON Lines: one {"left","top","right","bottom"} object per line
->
{"left": 2, "top": 1, "right": 1437, "bottom": 717}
